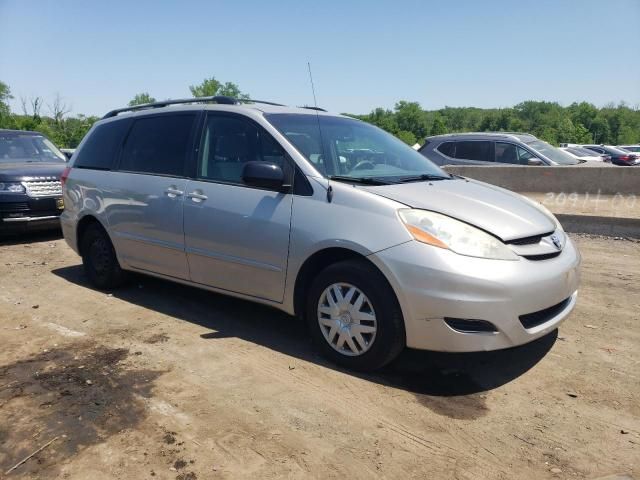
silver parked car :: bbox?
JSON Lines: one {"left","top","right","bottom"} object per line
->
{"left": 60, "top": 97, "right": 581, "bottom": 371}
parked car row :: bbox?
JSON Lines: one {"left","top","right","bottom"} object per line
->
{"left": 561, "top": 144, "right": 640, "bottom": 167}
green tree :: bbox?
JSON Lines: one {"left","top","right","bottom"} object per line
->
{"left": 189, "top": 76, "right": 249, "bottom": 99}
{"left": 430, "top": 114, "right": 448, "bottom": 136}
{"left": 394, "top": 101, "right": 429, "bottom": 140}
{"left": 128, "top": 92, "right": 156, "bottom": 106}
{"left": 0, "top": 81, "right": 14, "bottom": 128}
{"left": 395, "top": 130, "right": 416, "bottom": 145}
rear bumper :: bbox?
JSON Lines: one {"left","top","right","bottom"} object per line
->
{"left": 369, "top": 238, "right": 581, "bottom": 352}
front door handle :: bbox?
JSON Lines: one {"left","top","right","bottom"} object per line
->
{"left": 165, "top": 186, "right": 184, "bottom": 198}
{"left": 186, "top": 191, "right": 208, "bottom": 203}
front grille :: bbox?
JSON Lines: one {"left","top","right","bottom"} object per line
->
{"left": 0, "top": 202, "right": 29, "bottom": 212}
{"left": 519, "top": 297, "right": 571, "bottom": 329}
{"left": 506, "top": 231, "right": 554, "bottom": 245}
{"left": 522, "top": 252, "right": 561, "bottom": 261}
{"left": 22, "top": 180, "right": 62, "bottom": 198}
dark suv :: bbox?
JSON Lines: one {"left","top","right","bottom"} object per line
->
{"left": 419, "top": 132, "right": 580, "bottom": 166}
{"left": 0, "top": 129, "right": 67, "bottom": 234}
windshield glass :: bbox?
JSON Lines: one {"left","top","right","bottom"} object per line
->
{"left": 265, "top": 114, "right": 446, "bottom": 180}
{"left": 620, "top": 146, "right": 640, "bottom": 152}
{"left": 526, "top": 140, "right": 579, "bottom": 165}
{"left": 0, "top": 134, "right": 66, "bottom": 163}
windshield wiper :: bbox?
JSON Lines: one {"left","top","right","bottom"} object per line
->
{"left": 398, "top": 173, "right": 452, "bottom": 183}
{"left": 328, "top": 175, "right": 392, "bottom": 185}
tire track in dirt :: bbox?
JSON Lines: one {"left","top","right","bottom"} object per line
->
{"left": 128, "top": 334, "right": 507, "bottom": 478}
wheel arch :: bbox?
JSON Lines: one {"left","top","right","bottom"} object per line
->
{"left": 76, "top": 215, "right": 109, "bottom": 256}
{"left": 292, "top": 247, "right": 395, "bottom": 319}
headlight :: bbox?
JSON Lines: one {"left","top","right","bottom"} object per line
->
{"left": 0, "top": 182, "right": 26, "bottom": 193}
{"left": 398, "top": 209, "right": 519, "bottom": 261}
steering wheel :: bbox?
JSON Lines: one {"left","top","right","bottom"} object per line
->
{"left": 352, "top": 160, "right": 375, "bottom": 171}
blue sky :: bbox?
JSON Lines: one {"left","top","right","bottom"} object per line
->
{"left": 1, "top": 0, "right": 639, "bottom": 117}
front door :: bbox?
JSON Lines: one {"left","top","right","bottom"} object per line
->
{"left": 183, "top": 113, "right": 293, "bottom": 302}
{"left": 107, "top": 113, "right": 198, "bottom": 279}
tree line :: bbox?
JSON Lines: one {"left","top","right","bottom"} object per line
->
{"left": 1, "top": 78, "right": 638, "bottom": 149}
{"left": 349, "top": 100, "right": 640, "bottom": 147}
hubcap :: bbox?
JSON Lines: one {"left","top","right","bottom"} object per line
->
{"left": 317, "top": 283, "right": 377, "bottom": 357}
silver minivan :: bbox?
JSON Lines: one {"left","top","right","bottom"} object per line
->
{"left": 61, "top": 97, "right": 581, "bottom": 371}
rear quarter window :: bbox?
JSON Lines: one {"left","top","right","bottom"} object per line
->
{"left": 73, "top": 119, "right": 132, "bottom": 170}
{"left": 436, "top": 141, "right": 455, "bottom": 157}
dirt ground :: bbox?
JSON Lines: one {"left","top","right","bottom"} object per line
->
{"left": 0, "top": 232, "right": 638, "bottom": 479}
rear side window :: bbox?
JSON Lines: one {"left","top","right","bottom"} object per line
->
{"left": 455, "top": 141, "right": 491, "bottom": 162}
{"left": 119, "top": 114, "right": 196, "bottom": 176}
{"left": 436, "top": 141, "right": 455, "bottom": 157}
{"left": 73, "top": 120, "right": 131, "bottom": 170}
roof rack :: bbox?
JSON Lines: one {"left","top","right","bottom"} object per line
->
{"left": 102, "top": 96, "right": 287, "bottom": 119}
{"left": 299, "top": 106, "right": 327, "bottom": 112}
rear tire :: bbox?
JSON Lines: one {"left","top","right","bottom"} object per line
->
{"left": 80, "top": 223, "right": 126, "bottom": 290}
{"left": 306, "top": 259, "right": 405, "bottom": 371}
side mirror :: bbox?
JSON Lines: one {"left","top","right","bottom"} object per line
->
{"left": 242, "top": 161, "right": 287, "bottom": 191}
{"left": 527, "top": 158, "right": 544, "bottom": 166}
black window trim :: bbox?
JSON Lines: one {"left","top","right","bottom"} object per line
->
{"left": 188, "top": 110, "right": 312, "bottom": 196}
{"left": 114, "top": 111, "right": 201, "bottom": 179}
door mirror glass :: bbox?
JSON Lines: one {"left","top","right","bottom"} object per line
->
{"left": 242, "top": 161, "right": 286, "bottom": 190}
{"left": 527, "top": 158, "right": 544, "bottom": 166}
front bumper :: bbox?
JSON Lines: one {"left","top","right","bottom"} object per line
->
{"left": 0, "top": 195, "right": 63, "bottom": 233}
{"left": 370, "top": 237, "right": 581, "bottom": 352}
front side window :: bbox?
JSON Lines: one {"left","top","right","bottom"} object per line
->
{"left": 0, "top": 134, "right": 66, "bottom": 163}
{"left": 198, "top": 115, "right": 288, "bottom": 184}
{"left": 455, "top": 141, "right": 492, "bottom": 162}
{"left": 119, "top": 114, "right": 196, "bottom": 176}
{"left": 495, "top": 142, "right": 536, "bottom": 165}
{"left": 265, "top": 113, "right": 445, "bottom": 180}
{"left": 494, "top": 142, "right": 519, "bottom": 164}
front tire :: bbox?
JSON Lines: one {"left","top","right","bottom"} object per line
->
{"left": 80, "top": 223, "right": 126, "bottom": 290}
{"left": 306, "top": 259, "right": 405, "bottom": 371}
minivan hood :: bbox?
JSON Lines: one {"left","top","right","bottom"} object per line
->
{"left": 362, "top": 178, "right": 555, "bottom": 241}
{"left": 0, "top": 162, "right": 66, "bottom": 181}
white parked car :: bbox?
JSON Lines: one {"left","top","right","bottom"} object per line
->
{"left": 559, "top": 146, "right": 609, "bottom": 162}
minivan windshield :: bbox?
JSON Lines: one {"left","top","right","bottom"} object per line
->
{"left": 526, "top": 140, "right": 579, "bottom": 165}
{"left": 0, "top": 134, "right": 66, "bottom": 163}
{"left": 265, "top": 114, "right": 448, "bottom": 181}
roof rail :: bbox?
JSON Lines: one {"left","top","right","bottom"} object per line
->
{"left": 299, "top": 106, "right": 327, "bottom": 112}
{"left": 102, "top": 96, "right": 287, "bottom": 119}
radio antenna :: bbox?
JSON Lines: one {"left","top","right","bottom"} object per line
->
{"left": 307, "top": 62, "right": 332, "bottom": 202}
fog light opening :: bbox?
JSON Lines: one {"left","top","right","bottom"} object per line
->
{"left": 444, "top": 318, "right": 499, "bottom": 334}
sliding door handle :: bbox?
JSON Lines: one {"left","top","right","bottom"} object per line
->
{"left": 186, "top": 191, "right": 208, "bottom": 202}
{"left": 165, "top": 186, "right": 184, "bottom": 198}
